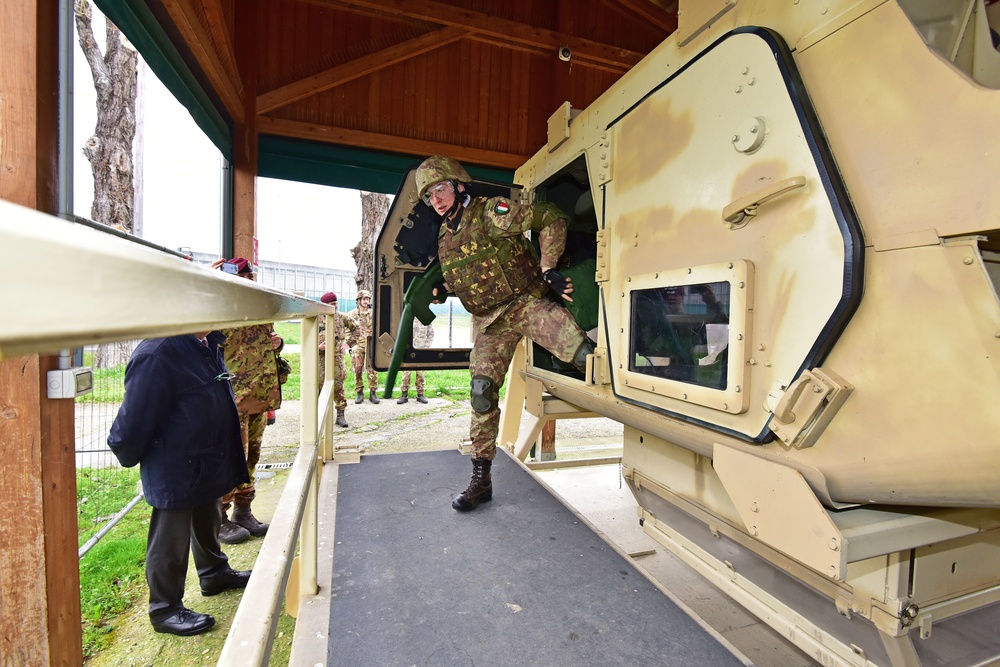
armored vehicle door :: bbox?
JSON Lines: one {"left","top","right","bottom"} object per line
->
{"left": 371, "top": 168, "right": 519, "bottom": 374}
{"left": 599, "top": 28, "right": 863, "bottom": 442}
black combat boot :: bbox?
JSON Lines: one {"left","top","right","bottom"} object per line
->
{"left": 369, "top": 390, "right": 380, "bottom": 404}
{"left": 397, "top": 391, "right": 409, "bottom": 404}
{"left": 355, "top": 391, "right": 364, "bottom": 404}
{"left": 219, "top": 517, "right": 250, "bottom": 544}
{"left": 452, "top": 458, "right": 493, "bottom": 511}
{"left": 335, "top": 409, "right": 349, "bottom": 428}
{"left": 232, "top": 501, "right": 269, "bottom": 537}
{"left": 416, "top": 392, "right": 428, "bottom": 404}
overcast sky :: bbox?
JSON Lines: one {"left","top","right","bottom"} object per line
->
{"left": 72, "top": 12, "right": 362, "bottom": 270}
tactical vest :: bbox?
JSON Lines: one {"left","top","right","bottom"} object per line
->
{"left": 438, "top": 198, "right": 545, "bottom": 316}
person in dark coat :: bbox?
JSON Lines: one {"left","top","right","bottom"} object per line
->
{"left": 108, "top": 331, "right": 254, "bottom": 637}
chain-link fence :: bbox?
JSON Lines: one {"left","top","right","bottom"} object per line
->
{"left": 75, "top": 341, "right": 142, "bottom": 558}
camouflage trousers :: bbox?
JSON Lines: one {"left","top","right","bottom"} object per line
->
{"left": 352, "top": 341, "right": 379, "bottom": 393}
{"left": 223, "top": 410, "right": 267, "bottom": 507}
{"left": 318, "top": 350, "right": 349, "bottom": 410}
{"left": 469, "top": 295, "right": 586, "bottom": 460}
{"left": 399, "top": 371, "right": 425, "bottom": 393}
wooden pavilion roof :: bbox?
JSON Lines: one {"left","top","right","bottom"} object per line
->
{"left": 152, "top": 0, "right": 678, "bottom": 172}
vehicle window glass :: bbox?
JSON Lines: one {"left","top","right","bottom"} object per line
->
{"left": 629, "top": 282, "right": 730, "bottom": 390}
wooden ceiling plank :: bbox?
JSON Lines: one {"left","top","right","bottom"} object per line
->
{"left": 258, "top": 116, "right": 529, "bottom": 170}
{"left": 599, "top": 0, "right": 677, "bottom": 34}
{"left": 257, "top": 25, "right": 466, "bottom": 114}
{"left": 307, "top": 0, "right": 647, "bottom": 69}
{"left": 162, "top": 0, "right": 244, "bottom": 122}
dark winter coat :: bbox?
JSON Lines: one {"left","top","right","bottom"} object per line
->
{"left": 108, "top": 332, "right": 250, "bottom": 509}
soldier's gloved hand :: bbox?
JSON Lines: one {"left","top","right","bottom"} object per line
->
{"left": 432, "top": 280, "right": 451, "bottom": 303}
{"left": 542, "top": 269, "right": 574, "bottom": 302}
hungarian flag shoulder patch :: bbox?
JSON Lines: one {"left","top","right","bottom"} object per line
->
{"left": 494, "top": 201, "right": 510, "bottom": 215}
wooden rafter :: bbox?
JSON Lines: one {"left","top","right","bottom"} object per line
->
{"left": 258, "top": 116, "right": 530, "bottom": 169}
{"left": 463, "top": 33, "right": 631, "bottom": 76}
{"left": 601, "top": 0, "right": 677, "bottom": 34}
{"left": 303, "top": 0, "right": 647, "bottom": 70}
{"left": 161, "top": 0, "right": 244, "bottom": 122}
{"left": 201, "top": 0, "right": 238, "bottom": 82}
{"left": 257, "top": 25, "right": 467, "bottom": 114}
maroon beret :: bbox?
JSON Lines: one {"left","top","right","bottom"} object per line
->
{"left": 228, "top": 257, "right": 253, "bottom": 274}
{"left": 321, "top": 292, "right": 338, "bottom": 304}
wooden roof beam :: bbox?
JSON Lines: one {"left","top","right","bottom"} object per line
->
{"left": 257, "top": 25, "right": 466, "bottom": 114}
{"left": 464, "top": 34, "right": 630, "bottom": 76}
{"left": 599, "top": 0, "right": 677, "bottom": 34}
{"left": 258, "top": 116, "right": 530, "bottom": 170}
{"left": 162, "top": 0, "right": 244, "bottom": 122}
{"left": 307, "top": 0, "right": 646, "bottom": 70}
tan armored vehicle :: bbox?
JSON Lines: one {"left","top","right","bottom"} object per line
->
{"left": 374, "top": 1, "right": 1000, "bottom": 664}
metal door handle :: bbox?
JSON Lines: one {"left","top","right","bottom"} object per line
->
{"left": 723, "top": 176, "right": 806, "bottom": 228}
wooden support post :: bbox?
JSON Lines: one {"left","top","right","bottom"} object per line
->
{"left": 0, "top": 1, "right": 83, "bottom": 664}
{"left": 539, "top": 419, "right": 557, "bottom": 462}
{"left": 232, "top": 3, "right": 258, "bottom": 264}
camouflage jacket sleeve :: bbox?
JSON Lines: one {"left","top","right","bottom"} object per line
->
{"left": 480, "top": 197, "right": 568, "bottom": 269}
{"left": 318, "top": 317, "right": 327, "bottom": 349}
{"left": 341, "top": 313, "right": 360, "bottom": 347}
{"left": 222, "top": 323, "right": 282, "bottom": 413}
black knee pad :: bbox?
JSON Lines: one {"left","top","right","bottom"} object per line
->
{"left": 470, "top": 375, "right": 499, "bottom": 413}
{"left": 572, "top": 338, "right": 595, "bottom": 374}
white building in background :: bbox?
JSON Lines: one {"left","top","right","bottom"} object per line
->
{"left": 189, "top": 252, "right": 358, "bottom": 309}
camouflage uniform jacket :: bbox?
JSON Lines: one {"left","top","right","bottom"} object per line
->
{"left": 318, "top": 311, "right": 360, "bottom": 352}
{"left": 438, "top": 196, "right": 568, "bottom": 327}
{"left": 346, "top": 307, "right": 372, "bottom": 347}
{"left": 223, "top": 323, "right": 282, "bottom": 414}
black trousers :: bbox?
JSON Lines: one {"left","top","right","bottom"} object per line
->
{"left": 146, "top": 498, "right": 230, "bottom": 621}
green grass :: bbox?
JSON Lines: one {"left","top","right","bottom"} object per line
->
{"left": 273, "top": 321, "right": 301, "bottom": 345}
{"left": 313, "top": 355, "right": 475, "bottom": 401}
{"left": 77, "top": 467, "right": 150, "bottom": 658}
{"left": 73, "top": 339, "right": 481, "bottom": 404}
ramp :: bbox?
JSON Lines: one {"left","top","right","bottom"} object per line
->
{"left": 328, "top": 450, "right": 748, "bottom": 666}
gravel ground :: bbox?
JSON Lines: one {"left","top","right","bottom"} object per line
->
{"left": 261, "top": 395, "right": 624, "bottom": 462}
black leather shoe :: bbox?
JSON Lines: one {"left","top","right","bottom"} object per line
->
{"left": 201, "top": 568, "right": 252, "bottom": 596}
{"left": 416, "top": 393, "right": 428, "bottom": 404}
{"left": 151, "top": 608, "right": 215, "bottom": 636}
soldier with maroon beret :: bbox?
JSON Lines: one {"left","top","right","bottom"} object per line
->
{"left": 319, "top": 291, "right": 359, "bottom": 427}
{"left": 212, "top": 257, "right": 283, "bottom": 543}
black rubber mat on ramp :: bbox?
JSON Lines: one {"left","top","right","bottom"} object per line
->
{"left": 328, "top": 449, "right": 745, "bottom": 667}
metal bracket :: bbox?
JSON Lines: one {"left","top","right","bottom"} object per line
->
{"left": 714, "top": 444, "right": 848, "bottom": 580}
{"left": 589, "top": 132, "right": 613, "bottom": 187}
{"left": 595, "top": 228, "right": 610, "bottom": 283}
{"left": 768, "top": 367, "right": 853, "bottom": 448}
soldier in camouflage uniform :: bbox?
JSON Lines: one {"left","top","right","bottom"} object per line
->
{"left": 215, "top": 258, "right": 283, "bottom": 543}
{"left": 346, "top": 289, "right": 380, "bottom": 404}
{"left": 398, "top": 320, "right": 434, "bottom": 403}
{"left": 416, "top": 155, "right": 594, "bottom": 512}
{"left": 318, "top": 292, "right": 360, "bottom": 427}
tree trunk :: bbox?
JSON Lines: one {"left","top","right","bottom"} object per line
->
{"left": 75, "top": 0, "right": 138, "bottom": 367}
{"left": 352, "top": 192, "right": 389, "bottom": 293}
{"left": 75, "top": 0, "right": 138, "bottom": 235}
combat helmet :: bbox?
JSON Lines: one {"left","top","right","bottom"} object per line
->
{"left": 416, "top": 155, "right": 471, "bottom": 202}
{"left": 357, "top": 289, "right": 372, "bottom": 299}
